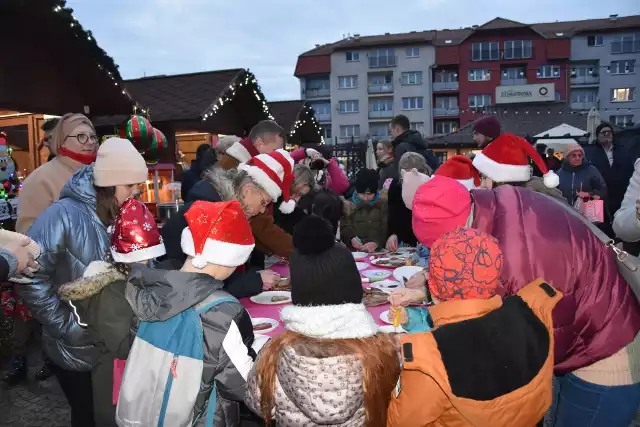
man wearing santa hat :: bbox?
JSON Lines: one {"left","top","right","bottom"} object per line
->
{"left": 435, "top": 155, "right": 481, "bottom": 190}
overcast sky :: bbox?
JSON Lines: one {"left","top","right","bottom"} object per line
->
{"left": 68, "top": 0, "right": 637, "bottom": 101}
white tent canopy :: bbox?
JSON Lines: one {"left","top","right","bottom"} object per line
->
{"left": 534, "top": 123, "right": 589, "bottom": 151}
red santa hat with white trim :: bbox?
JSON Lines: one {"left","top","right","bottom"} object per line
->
{"left": 110, "top": 198, "right": 166, "bottom": 263}
{"left": 238, "top": 149, "right": 297, "bottom": 214}
{"left": 181, "top": 200, "right": 255, "bottom": 269}
{"left": 435, "top": 155, "right": 481, "bottom": 190}
{"left": 472, "top": 133, "right": 560, "bottom": 188}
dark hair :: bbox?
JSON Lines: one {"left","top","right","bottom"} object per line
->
{"left": 195, "top": 143, "right": 212, "bottom": 160}
{"left": 298, "top": 188, "right": 343, "bottom": 235}
{"left": 41, "top": 118, "right": 59, "bottom": 133}
{"left": 596, "top": 122, "right": 614, "bottom": 136}
{"left": 546, "top": 147, "right": 555, "bottom": 155}
{"left": 197, "top": 149, "right": 217, "bottom": 174}
{"left": 95, "top": 186, "right": 120, "bottom": 226}
{"left": 249, "top": 120, "right": 285, "bottom": 142}
{"left": 536, "top": 143, "right": 547, "bottom": 155}
{"left": 390, "top": 114, "right": 410, "bottom": 131}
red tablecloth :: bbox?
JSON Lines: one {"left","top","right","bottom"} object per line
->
{"left": 239, "top": 258, "right": 395, "bottom": 337}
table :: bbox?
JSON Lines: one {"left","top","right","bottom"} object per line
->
{"left": 239, "top": 257, "right": 395, "bottom": 337}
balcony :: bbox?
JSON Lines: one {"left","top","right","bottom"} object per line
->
{"left": 433, "top": 108, "right": 460, "bottom": 117}
{"left": 571, "top": 101, "right": 597, "bottom": 110}
{"left": 368, "top": 83, "right": 394, "bottom": 94}
{"left": 500, "top": 78, "right": 528, "bottom": 86}
{"left": 432, "top": 81, "right": 459, "bottom": 91}
{"left": 368, "top": 110, "right": 394, "bottom": 119}
{"left": 571, "top": 75, "right": 600, "bottom": 86}
{"left": 305, "top": 87, "right": 330, "bottom": 98}
{"left": 369, "top": 56, "right": 397, "bottom": 69}
{"left": 315, "top": 112, "right": 331, "bottom": 122}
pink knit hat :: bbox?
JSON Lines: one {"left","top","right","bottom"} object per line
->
{"left": 401, "top": 168, "right": 431, "bottom": 210}
{"left": 412, "top": 176, "right": 472, "bottom": 248}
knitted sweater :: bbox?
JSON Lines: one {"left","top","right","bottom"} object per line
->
{"left": 573, "top": 332, "right": 640, "bottom": 386}
{"left": 613, "top": 158, "right": 640, "bottom": 243}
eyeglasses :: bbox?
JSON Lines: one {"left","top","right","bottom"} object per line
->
{"left": 599, "top": 131, "right": 613, "bottom": 137}
{"left": 258, "top": 190, "right": 271, "bottom": 208}
{"left": 67, "top": 133, "right": 98, "bottom": 145}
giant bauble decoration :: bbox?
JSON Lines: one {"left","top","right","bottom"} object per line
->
{"left": 120, "top": 115, "right": 153, "bottom": 155}
{"left": 145, "top": 128, "right": 168, "bottom": 165}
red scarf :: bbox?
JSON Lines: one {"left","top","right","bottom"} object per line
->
{"left": 59, "top": 147, "right": 97, "bottom": 165}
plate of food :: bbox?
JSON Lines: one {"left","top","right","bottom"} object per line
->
{"left": 378, "top": 325, "right": 406, "bottom": 334}
{"left": 355, "top": 262, "right": 369, "bottom": 271}
{"left": 250, "top": 291, "right": 292, "bottom": 305}
{"left": 369, "top": 279, "right": 403, "bottom": 292}
{"left": 251, "top": 318, "right": 279, "bottom": 334}
{"left": 352, "top": 252, "right": 368, "bottom": 261}
{"left": 393, "top": 266, "right": 423, "bottom": 284}
{"left": 362, "top": 288, "right": 389, "bottom": 307}
{"left": 380, "top": 309, "right": 394, "bottom": 325}
{"left": 361, "top": 269, "right": 392, "bottom": 280}
{"left": 370, "top": 257, "right": 407, "bottom": 268}
{"left": 273, "top": 277, "right": 291, "bottom": 291}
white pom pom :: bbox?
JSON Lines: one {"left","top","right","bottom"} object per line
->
{"left": 279, "top": 199, "right": 296, "bottom": 214}
{"left": 543, "top": 171, "right": 560, "bottom": 188}
{"left": 191, "top": 255, "right": 208, "bottom": 269}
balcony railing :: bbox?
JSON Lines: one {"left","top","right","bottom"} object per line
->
{"left": 368, "top": 83, "right": 394, "bottom": 94}
{"left": 368, "top": 110, "right": 394, "bottom": 119}
{"left": 571, "top": 75, "right": 600, "bottom": 86}
{"left": 433, "top": 107, "right": 460, "bottom": 117}
{"left": 305, "top": 87, "right": 330, "bottom": 98}
{"left": 500, "top": 78, "right": 528, "bottom": 86}
{"left": 571, "top": 101, "right": 597, "bottom": 110}
{"left": 369, "top": 56, "right": 398, "bottom": 68}
{"left": 315, "top": 112, "right": 331, "bottom": 122}
{"left": 432, "top": 81, "right": 459, "bottom": 91}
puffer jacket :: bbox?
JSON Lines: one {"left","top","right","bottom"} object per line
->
{"left": 388, "top": 280, "right": 562, "bottom": 427}
{"left": 341, "top": 196, "right": 389, "bottom": 249}
{"left": 125, "top": 265, "right": 256, "bottom": 427}
{"left": 17, "top": 166, "right": 109, "bottom": 371}
{"left": 471, "top": 185, "right": 640, "bottom": 373}
{"left": 556, "top": 160, "right": 607, "bottom": 205}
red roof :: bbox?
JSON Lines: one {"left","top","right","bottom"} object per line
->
{"left": 294, "top": 55, "right": 331, "bottom": 77}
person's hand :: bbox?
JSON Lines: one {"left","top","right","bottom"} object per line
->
{"left": 386, "top": 235, "right": 399, "bottom": 252}
{"left": 389, "top": 288, "right": 427, "bottom": 307}
{"left": 576, "top": 191, "right": 591, "bottom": 200}
{"left": 405, "top": 271, "right": 427, "bottom": 289}
{"left": 259, "top": 270, "right": 280, "bottom": 291}
{"left": 351, "top": 238, "right": 363, "bottom": 250}
{"left": 389, "top": 306, "right": 409, "bottom": 325}
{"left": 362, "top": 242, "right": 378, "bottom": 253}
{"left": 306, "top": 148, "right": 322, "bottom": 160}
{"left": 5, "top": 237, "right": 38, "bottom": 276}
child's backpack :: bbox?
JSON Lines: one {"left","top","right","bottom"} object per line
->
{"left": 116, "top": 292, "right": 237, "bottom": 427}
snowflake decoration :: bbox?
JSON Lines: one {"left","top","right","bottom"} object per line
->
{"left": 143, "top": 222, "right": 152, "bottom": 231}
{"left": 133, "top": 219, "right": 138, "bottom": 224}
{"left": 119, "top": 234, "right": 123, "bottom": 240}
{"left": 130, "top": 244, "right": 141, "bottom": 251}
{"left": 131, "top": 205, "right": 137, "bottom": 211}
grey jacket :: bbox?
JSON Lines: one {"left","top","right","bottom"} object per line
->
{"left": 18, "top": 166, "right": 109, "bottom": 371}
{"left": 125, "top": 266, "right": 256, "bottom": 427}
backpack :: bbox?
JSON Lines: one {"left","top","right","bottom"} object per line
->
{"left": 116, "top": 293, "right": 238, "bottom": 427}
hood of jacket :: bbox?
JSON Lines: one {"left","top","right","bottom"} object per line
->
{"left": 392, "top": 130, "right": 427, "bottom": 150}
{"left": 59, "top": 266, "right": 125, "bottom": 301}
{"left": 523, "top": 177, "right": 567, "bottom": 203}
{"left": 59, "top": 165, "right": 97, "bottom": 207}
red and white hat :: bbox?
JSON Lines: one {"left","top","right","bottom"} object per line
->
{"left": 435, "top": 155, "right": 481, "bottom": 190}
{"left": 238, "top": 149, "right": 296, "bottom": 214}
{"left": 181, "top": 200, "right": 255, "bottom": 269}
{"left": 472, "top": 133, "right": 560, "bottom": 188}
{"left": 110, "top": 198, "right": 166, "bottom": 263}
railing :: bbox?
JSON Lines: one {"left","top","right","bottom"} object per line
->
{"left": 433, "top": 107, "right": 460, "bottom": 117}
{"left": 432, "top": 81, "right": 459, "bottom": 91}
{"left": 368, "top": 110, "right": 394, "bottom": 119}
{"left": 315, "top": 112, "right": 331, "bottom": 122}
{"left": 571, "top": 76, "right": 600, "bottom": 85}
{"left": 500, "top": 78, "right": 528, "bottom": 86}
{"left": 570, "top": 101, "right": 597, "bottom": 110}
{"left": 368, "top": 83, "right": 394, "bottom": 94}
{"left": 305, "top": 87, "right": 330, "bottom": 98}
{"left": 369, "top": 56, "right": 398, "bottom": 68}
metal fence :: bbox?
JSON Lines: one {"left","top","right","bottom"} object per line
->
{"left": 329, "top": 140, "right": 370, "bottom": 181}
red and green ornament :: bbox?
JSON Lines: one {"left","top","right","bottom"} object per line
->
{"left": 120, "top": 115, "right": 153, "bottom": 154}
{"left": 145, "top": 128, "right": 167, "bottom": 165}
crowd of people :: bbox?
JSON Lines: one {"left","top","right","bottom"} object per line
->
{"left": 0, "top": 111, "right": 639, "bottom": 427}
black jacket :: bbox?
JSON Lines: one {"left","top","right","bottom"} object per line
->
{"left": 387, "top": 179, "right": 417, "bottom": 246}
{"left": 180, "top": 164, "right": 202, "bottom": 203}
{"left": 391, "top": 130, "right": 440, "bottom": 171}
{"left": 556, "top": 160, "right": 607, "bottom": 205}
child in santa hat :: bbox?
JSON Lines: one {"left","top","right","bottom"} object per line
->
{"left": 58, "top": 197, "right": 166, "bottom": 426}
{"left": 435, "top": 155, "right": 481, "bottom": 190}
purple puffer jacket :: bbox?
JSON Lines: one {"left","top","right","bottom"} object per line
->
{"left": 472, "top": 186, "right": 640, "bottom": 374}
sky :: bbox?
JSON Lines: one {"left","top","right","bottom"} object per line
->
{"left": 68, "top": 0, "right": 638, "bottom": 102}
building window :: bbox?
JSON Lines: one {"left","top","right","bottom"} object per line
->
{"left": 468, "top": 69, "right": 491, "bottom": 81}
{"left": 611, "top": 88, "right": 636, "bottom": 102}
{"left": 340, "top": 125, "right": 360, "bottom": 138}
{"left": 338, "top": 75, "right": 358, "bottom": 89}
{"left": 468, "top": 94, "right": 491, "bottom": 108}
{"left": 572, "top": 66, "right": 597, "bottom": 77}
{"left": 537, "top": 65, "right": 561, "bottom": 78}
{"left": 370, "top": 98, "right": 393, "bottom": 112}
{"left": 410, "top": 122, "right": 425, "bottom": 135}
{"left": 434, "top": 151, "right": 448, "bottom": 165}
{"left": 503, "top": 40, "right": 532, "bottom": 59}
{"left": 370, "top": 123, "right": 390, "bottom": 138}
{"left": 611, "top": 34, "right": 640, "bottom": 54}
{"left": 370, "top": 74, "right": 392, "bottom": 85}
{"left": 402, "top": 97, "right": 424, "bottom": 110}
{"left": 587, "top": 35, "right": 604, "bottom": 47}
{"left": 406, "top": 47, "right": 420, "bottom": 58}
{"left": 610, "top": 60, "right": 636, "bottom": 75}
{"left": 435, "top": 96, "right": 458, "bottom": 109}
{"left": 472, "top": 42, "right": 499, "bottom": 61}
{"left": 320, "top": 125, "right": 332, "bottom": 140}
{"left": 434, "top": 121, "right": 458, "bottom": 135}
{"left": 369, "top": 48, "right": 396, "bottom": 67}
{"left": 609, "top": 115, "right": 635, "bottom": 127}
{"left": 501, "top": 67, "right": 526, "bottom": 80}
{"left": 571, "top": 90, "right": 597, "bottom": 103}
{"left": 338, "top": 100, "right": 359, "bottom": 113}
{"left": 345, "top": 51, "right": 360, "bottom": 62}
{"left": 312, "top": 102, "right": 331, "bottom": 116}
{"left": 401, "top": 71, "right": 423, "bottom": 85}
{"left": 434, "top": 70, "right": 459, "bottom": 82}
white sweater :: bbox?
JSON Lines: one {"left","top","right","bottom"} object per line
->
{"left": 613, "top": 158, "right": 640, "bottom": 242}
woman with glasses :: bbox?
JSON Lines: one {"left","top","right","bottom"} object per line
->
{"left": 16, "top": 113, "right": 99, "bottom": 233}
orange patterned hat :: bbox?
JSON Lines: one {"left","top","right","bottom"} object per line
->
{"left": 428, "top": 227, "right": 503, "bottom": 301}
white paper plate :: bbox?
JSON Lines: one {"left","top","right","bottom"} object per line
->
{"left": 369, "top": 279, "right": 403, "bottom": 292}
{"left": 252, "top": 334, "right": 271, "bottom": 353}
{"left": 249, "top": 291, "right": 292, "bottom": 305}
{"left": 356, "top": 262, "right": 369, "bottom": 271}
{"left": 380, "top": 309, "right": 393, "bottom": 325}
{"left": 352, "top": 252, "right": 368, "bottom": 261}
{"left": 378, "top": 325, "right": 406, "bottom": 334}
{"left": 397, "top": 247, "right": 416, "bottom": 253}
{"left": 362, "top": 269, "right": 392, "bottom": 280}
{"left": 393, "top": 266, "right": 423, "bottom": 283}
{"left": 251, "top": 317, "right": 279, "bottom": 334}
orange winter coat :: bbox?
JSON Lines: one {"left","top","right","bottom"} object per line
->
{"left": 387, "top": 279, "right": 562, "bottom": 427}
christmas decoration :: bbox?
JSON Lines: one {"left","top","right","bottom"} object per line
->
{"left": 202, "top": 70, "right": 273, "bottom": 123}
{"left": 290, "top": 103, "right": 324, "bottom": 145}
{"left": 110, "top": 198, "right": 165, "bottom": 262}
{"left": 145, "top": 128, "right": 168, "bottom": 165}
{"left": 120, "top": 115, "right": 153, "bottom": 154}
{"left": 0, "top": 133, "right": 16, "bottom": 182}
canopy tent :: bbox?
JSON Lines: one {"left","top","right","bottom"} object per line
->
{"left": 534, "top": 123, "right": 589, "bottom": 151}
{"left": 587, "top": 107, "right": 601, "bottom": 143}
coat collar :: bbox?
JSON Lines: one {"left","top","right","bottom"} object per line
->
{"left": 429, "top": 295, "right": 502, "bottom": 328}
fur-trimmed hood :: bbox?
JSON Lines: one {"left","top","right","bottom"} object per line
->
{"left": 59, "top": 266, "right": 125, "bottom": 301}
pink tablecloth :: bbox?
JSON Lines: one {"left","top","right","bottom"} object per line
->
{"left": 239, "top": 258, "right": 395, "bottom": 337}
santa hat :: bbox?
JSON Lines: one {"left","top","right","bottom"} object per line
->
{"left": 472, "top": 134, "right": 560, "bottom": 188}
{"left": 238, "top": 149, "right": 296, "bottom": 214}
{"left": 435, "top": 155, "right": 481, "bottom": 190}
{"left": 181, "top": 200, "right": 255, "bottom": 269}
{"left": 110, "top": 198, "right": 166, "bottom": 263}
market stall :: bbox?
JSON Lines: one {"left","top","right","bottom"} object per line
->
{"left": 268, "top": 100, "right": 323, "bottom": 147}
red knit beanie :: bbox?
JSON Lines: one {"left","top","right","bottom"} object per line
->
{"left": 473, "top": 116, "right": 501, "bottom": 140}
{"left": 412, "top": 176, "right": 472, "bottom": 248}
